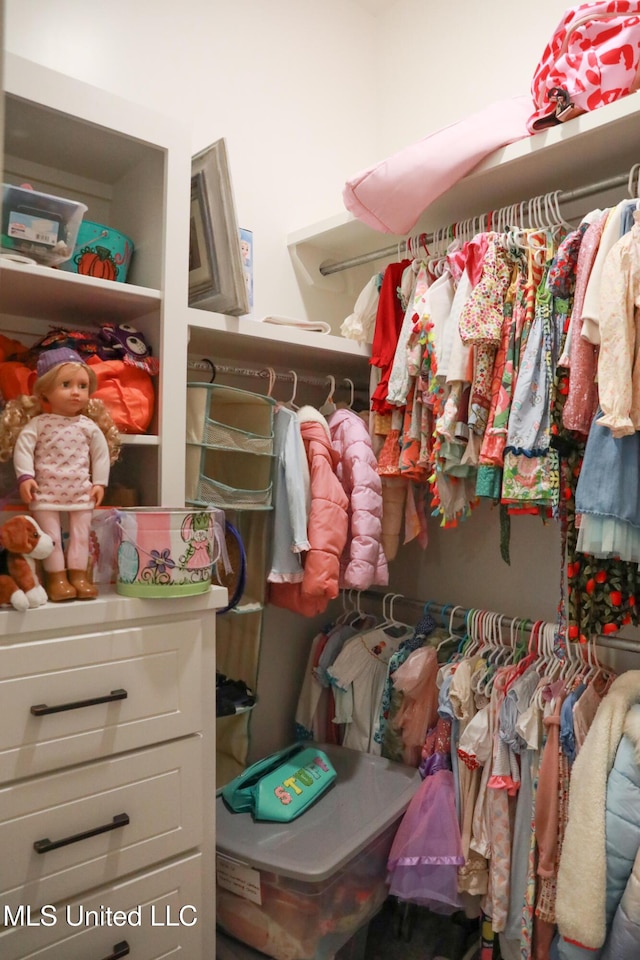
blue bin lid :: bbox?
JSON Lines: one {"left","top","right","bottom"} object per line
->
{"left": 215, "top": 743, "right": 421, "bottom": 882}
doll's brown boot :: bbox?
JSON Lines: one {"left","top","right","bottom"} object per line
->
{"left": 67, "top": 569, "right": 98, "bottom": 600}
{"left": 45, "top": 570, "right": 77, "bottom": 602}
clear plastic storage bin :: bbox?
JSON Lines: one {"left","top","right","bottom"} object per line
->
{"left": 215, "top": 743, "right": 421, "bottom": 960}
{"left": 2, "top": 183, "right": 87, "bottom": 266}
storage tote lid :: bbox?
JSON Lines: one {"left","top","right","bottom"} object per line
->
{"left": 215, "top": 743, "right": 421, "bottom": 882}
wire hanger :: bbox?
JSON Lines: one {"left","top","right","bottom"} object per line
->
{"left": 438, "top": 603, "right": 463, "bottom": 653}
{"left": 354, "top": 589, "right": 367, "bottom": 624}
{"left": 342, "top": 378, "right": 355, "bottom": 409}
{"left": 335, "top": 589, "right": 352, "bottom": 625}
{"left": 286, "top": 370, "right": 299, "bottom": 410}
{"left": 559, "top": 628, "right": 584, "bottom": 688}
{"left": 383, "top": 592, "right": 408, "bottom": 636}
{"left": 439, "top": 602, "right": 453, "bottom": 630}
{"left": 378, "top": 591, "right": 405, "bottom": 629}
{"left": 426, "top": 226, "right": 445, "bottom": 277}
{"left": 491, "top": 613, "right": 510, "bottom": 664}
{"left": 549, "top": 189, "right": 572, "bottom": 230}
{"left": 319, "top": 374, "right": 337, "bottom": 417}
{"left": 628, "top": 162, "right": 640, "bottom": 199}
{"left": 545, "top": 624, "right": 564, "bottom": 682}
{"left": 481, "top": 613, "right": 508, "bottom": 696}
{"left": 457, "top": 608, "right": 480, "bottom": 658}
{"left": 388, "top": 592, "right": 402, "bottom": 625}
{"left": 378, "top": 592, "right": 394, "bottom": 629}
{"left": 580, "top": 633, "right": 605, "bottom": 686}
{"left": 345, "top": 589, "right": 367, "bottom": 626}
{"left": 265, "top": 367, "right": 276, "bottom": 398}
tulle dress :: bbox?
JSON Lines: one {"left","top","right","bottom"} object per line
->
{"left": 575, "top": 411, "right": 640, "bottom": 562}
{"left": 386, "top": 768, "right": 465, "bottom": 913}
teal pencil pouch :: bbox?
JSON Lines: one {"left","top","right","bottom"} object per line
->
{"left": 221, "top": 743, "right": 336, "bottom": 822}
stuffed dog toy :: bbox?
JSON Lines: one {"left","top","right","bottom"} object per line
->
{"left": 0, "top": 515, "right": 54, "bottom": 611}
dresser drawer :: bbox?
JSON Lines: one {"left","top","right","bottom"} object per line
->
{"left": 1, "top": 737, "right": 202, "bottom": 912}
{"left": 0, "top": 619, "right": 202, "bottom": 781}
{"left": 0, "top": 852, "right": 202, "bottom": 959}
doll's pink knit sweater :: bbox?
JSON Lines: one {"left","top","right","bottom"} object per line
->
{"left": 13, "top": 414, "right": 110, "bottom": 510}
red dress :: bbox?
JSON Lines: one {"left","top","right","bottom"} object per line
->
{"left": 370, "top": 260, "right": 412, "bottom": 415}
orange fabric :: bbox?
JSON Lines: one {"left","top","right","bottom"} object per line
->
{"left": 86, "top": 357, "right": 155, "bottom": 434}
{"left": 0, "top": 361, "right": 36, "bottom": 401}
{"left": 377, "top": 428, "right": 402, "bottom": 476}
{"left": 0, "top": 334, "right": 29, "bottom": 363}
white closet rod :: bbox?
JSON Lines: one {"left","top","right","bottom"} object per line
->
{"left": 320, "top": 170, "right": 631, "bottom": 276}
{"left": 358, "top": 588, "right": 640, "bottom": 655}
{"left": 187, "top": 357, "right": 337, "bottom": 389}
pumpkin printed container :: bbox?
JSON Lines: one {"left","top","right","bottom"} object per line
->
{"left": 59, "top": 220, "right": 134, "bottom": 283}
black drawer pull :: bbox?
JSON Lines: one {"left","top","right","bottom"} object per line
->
{"left": 33, "top": 813, "right": 130, "bottom": 854}
{"left": 100, "top": 942, "right": 130, "bottom": 960}
{"left": 31, "top": 689, "right": 128, "bottom": 716}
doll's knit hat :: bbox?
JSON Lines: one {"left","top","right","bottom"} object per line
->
{"left": 36, "top": 347, "right": 84, "bottom": 378}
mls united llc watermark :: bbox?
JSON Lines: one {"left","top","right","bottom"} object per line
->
{"left": 3, "top": 904, "right": 198, "bottom": 927}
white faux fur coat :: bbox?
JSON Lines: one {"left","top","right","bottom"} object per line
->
{"left": 556, "top": 671, "right": 640, "bottom": 955}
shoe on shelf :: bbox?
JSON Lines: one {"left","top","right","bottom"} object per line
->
{"left": 44, "top": 570, "right": 77, "bottom": 602}
{"left": 67, "top": 569, "right": 98, "bottom": 599}
{"left": 216, "top": 672, "right": 256, "bottom": 717}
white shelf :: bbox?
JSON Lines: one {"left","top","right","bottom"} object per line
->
{"left": 468, "top": 91, "right": 640, "bottom": 194}
{"left": 3, "top": 53, "right": 193, "bottom": 507}
{"left": 287, "top": 210, "right": 403, "bottom": 261}
{"left": 4, "top": 93, "right": 157, "bottom": 188}
{"left": 187, "top": 307, "right": 370, "bottom": 377}
{"left": 0, "top": 584, "right": 228, "bottom": 638}
{"left": 0, "top": 259, "right": 162, "bottom": 324}
{"left": 287, "top": 93, "right": 640, "bottom": 272}
{"left": 420, "top": 91, "right": 640, "bottom": 232}
{"left": 119, "top": 434, "right": 160, "bottom": 446}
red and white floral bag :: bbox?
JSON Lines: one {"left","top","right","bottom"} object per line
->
{"left": 528, "top": 1, "right": 640, "bottom": 131}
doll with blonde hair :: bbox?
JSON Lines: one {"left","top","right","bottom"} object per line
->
{"left": 0, "top": 348, "right": 121, "bottom": 601}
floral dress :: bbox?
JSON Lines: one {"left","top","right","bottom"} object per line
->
{"left": 501, "top": 267, "right": 568, "bottom": 512}
{"left": 479, "top": 253, "right": 530, "bottom": 468}
{"left": 459, "top": 236, "right": 514, "bottom": 439}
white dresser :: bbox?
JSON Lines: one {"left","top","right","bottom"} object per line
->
{"left": 0, "top": 586, "right": 226, "bottom": 960}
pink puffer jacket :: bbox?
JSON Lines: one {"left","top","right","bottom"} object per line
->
{"left": 269, "top": 407, "right": 348, "bottom": 617}
{"left": 328, "top": 408, "right": 388, "bottom": 590}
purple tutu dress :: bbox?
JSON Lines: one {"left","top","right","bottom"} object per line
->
{"left": 386, "top": 768, "right": 464, "bottom": 914}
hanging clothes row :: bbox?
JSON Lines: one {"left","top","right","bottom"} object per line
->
{"left": 340, "top": 175, "right": 640, "bottom": 640}
{"left": 293, "top": 590, "right": 640, "bottom": 960}
{"left": 259, "top": 385, "right": 390, "bottom": 617}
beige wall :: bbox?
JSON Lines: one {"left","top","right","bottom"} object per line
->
{"left": 5, "top": 1, "right": 629, "bottom": 761}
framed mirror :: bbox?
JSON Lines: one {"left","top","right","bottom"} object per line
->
{"left": 188, "top": 138, "right": 250, "bottom": 317}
